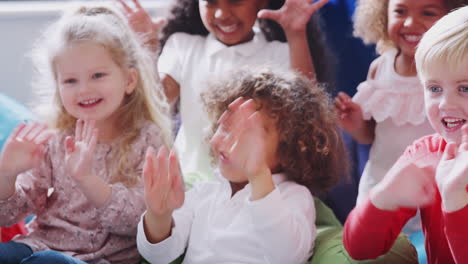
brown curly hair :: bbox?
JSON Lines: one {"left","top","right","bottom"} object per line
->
{"left": 353, "top": 0, "right": 468, "bottom": 54}
{"left": 201, "top": 66, "right": 348, "bottom": 195}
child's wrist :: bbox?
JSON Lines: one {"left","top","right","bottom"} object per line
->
{"left": 370, "top": 185, "right": 398, "bottom": 211}
{"left": 144, "top": 210, "right": 173, "bottom": 244}
{"left": 441, "top": 191, "right": 468, "bottom": 213}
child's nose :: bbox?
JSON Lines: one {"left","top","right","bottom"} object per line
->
{"left": 214, "top": 7, "right": 231, "bottom": 20}
{"left": 403, "top": 16, "right": 415, "bottom": 27}
{"left": 439, "top": 93, "right": 458, "bottom": 110}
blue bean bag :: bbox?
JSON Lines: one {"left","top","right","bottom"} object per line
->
{"left": 0, "top": 93, "right": 34, "bottom": 150}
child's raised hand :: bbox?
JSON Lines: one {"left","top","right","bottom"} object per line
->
{"left": 258, "top": 0, "right": 329, "bottom": 34}
{"left": 0, "top": 122, "right": 53, "bottom": 180}
{"left": 143, "top": 146, "right": 185, "bottom": 218}
{"left": 211, "top": 98, "right": 273, "bottom": 189}
{"left": 370, "top": 159, "right": 436, "bottom": 211}
{"left": 64, "top": 119, "right": 98, "bottom": 183}
{"left": 334, "top": 92, "right": 366, "bottom": 133}
{"left": 116, "top": 0, "right": 165, "bottom": 48}
{"left": 436, "top": 124, "right": 468, "bottom": 212}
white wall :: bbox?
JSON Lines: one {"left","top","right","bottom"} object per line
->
{"left": 0, "top": 1, "right": 169, "bottom": 106}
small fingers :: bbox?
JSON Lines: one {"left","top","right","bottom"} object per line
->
{"left": 460, "top": 124, "right": 468, "bottom": 151}
{"left": 75, "top": 119, "right": 83, "bottom": 142}
{"left": 143, "top": 147, "right": 156, "bottom": 190}
{"left": 309, "top": 0, "right": 330, "bottom": 12}
{"left": 85, "top": 120, "right": 96, "bottom": 143}
{"left": 34, "top": 129, "right": 54, "bottom": 145}
{"left": 25, "top": 123, "right": 45, "bottom": 142}
{"left": 169, "top": 149, "right": 184, "bottom": 192}
{"left": 116, "top": 0, "right": 132, "bottom": 14}
{"left": 132, "top": 0, "right": 144, "bottom": 10}
{"left": 442, "top": 142, "right": 458, "bottom": 161}
{"left": 17, "top": 122, "right": 38, "bottom": 141}
{"left": 65, "top": 136, "right": 75, "bottom": 154}
{"left": 10, "top": 122, "right": 27, "bottom": 140}
{"left": 156, "top": 146, "right": 170, "bottom": 191}
{"left": 88, "top": 128, "right": 98, "bottom": 153}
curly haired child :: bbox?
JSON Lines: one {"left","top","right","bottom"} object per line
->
{"left": 0, "top": 4, "right": 172, "bottom": 264}
{"left": 137, "top": 66, "right": 348, "bottom": 263}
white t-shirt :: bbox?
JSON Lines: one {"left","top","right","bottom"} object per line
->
{"left": 158, "top": 32, "right": 290, "bottom": 182}
{"left": 137, "top": 172, "right": 316, "bottom": 264}
{"left": 353, "top": 49, "right": 434, "bottom": 205}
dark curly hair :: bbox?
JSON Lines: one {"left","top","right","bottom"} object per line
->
{"left": 201, "top": 66, "right": 349, "bottom": 195}
{"left": 160, "top": 0, "right": 335, "bottom": 87}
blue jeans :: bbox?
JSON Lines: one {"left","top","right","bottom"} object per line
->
{"left": 0, "top": 241, "right": 88, "bottom": 264}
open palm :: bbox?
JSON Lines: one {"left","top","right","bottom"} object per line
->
{"left": 117, "top": 0, "right": 165, "bottom": 40}
{"left": 143, "top": 146, "right": 185, "bottom": 217}
{"left": 65, "top": 120, "right": 98, "bottom": 182}
{"left": 0, "top": 122, "right": 53, "bottom": 178}
{"left": 258, "top": 0, "right": 329, "bottom": 33}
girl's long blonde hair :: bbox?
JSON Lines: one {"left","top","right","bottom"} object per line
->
{"left": 32, "top": 4, "right": 173, "bottom": 186}
{"left": 353, "top": 0, "right": 468, "bottom": 54}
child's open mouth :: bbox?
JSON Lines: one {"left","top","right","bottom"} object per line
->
{"left": 442, "top": 117, "right": 466, "bottom": 130}
{"left": 78, "top": 98, "right": 103, "bottom": 108}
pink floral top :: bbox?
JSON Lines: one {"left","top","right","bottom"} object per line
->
{"left": 0, "top": 121, "right": 164, "bottom": 264}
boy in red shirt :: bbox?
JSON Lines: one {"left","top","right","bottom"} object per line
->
{"left": 343, "top": 6, "right": 468, "bottom": 264}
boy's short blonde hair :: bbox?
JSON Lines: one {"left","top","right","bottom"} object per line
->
{"left": 415, "top": 6, "right": 468, "bottom": 79}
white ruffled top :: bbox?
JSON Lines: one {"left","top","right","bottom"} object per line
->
{"left": 354, "top": 49, "right": 435, "bottom": 212}
{"left": 353, "top": 49, "right": 426, "bottom": 126}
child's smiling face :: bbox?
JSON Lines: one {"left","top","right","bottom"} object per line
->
{"left": 55, "top": 42, "right": 137, "bottom": 131}
{"left": 199, "top": 0, "right": 267, "bottom": 46}
{"left": 422, "top": 62, "right": 468, "bottom": 144}
{"left": 387, "top": 0, "right": 447, "bottom": 59}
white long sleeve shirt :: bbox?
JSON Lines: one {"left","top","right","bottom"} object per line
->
{"left": 137, "top": 173, "right": 316, "bottom": 264}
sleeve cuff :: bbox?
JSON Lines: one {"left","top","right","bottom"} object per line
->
{"left": 137, "top": 212, "right": 180, "bottom": 261}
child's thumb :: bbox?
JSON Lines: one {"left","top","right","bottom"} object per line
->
{"left": 65, "top": 136, "right": 75, "bottom": 154}
{"left": 257, "top": 9, "right": 280, "bottom": 21}
{"left": 442, "top": 142, "right": 457, "bottom": 161}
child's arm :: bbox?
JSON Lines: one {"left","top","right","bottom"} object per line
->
{"left": 0, "top": 122, "right": 54, "bottom": 227}
{"left": 343, "top": 157, "right": 432, "bottom": 259}
{"left": 258, "top": 0, "right": 329, "bottom": 81}
{"left": 335, "top": 91, "right": 376, "bottom": 144}
{"left": 141, "top": 146, "right": 184, "bottom": 243}
{"left": 437, "top": 125, "right": 468, "bottom": 263}
{"left": 117, "top": 0, "right": 181, "bottom": 105}
{"left": 117, "top": 0, "right": 165, "bottom": 53}
{"left": 334, "top": 58, "right": 380, "bottom": 144}
{"left": 137, "top": 146, "right": 189, "bottom": 264}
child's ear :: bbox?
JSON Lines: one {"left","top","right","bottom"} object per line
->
{"left": 125, "top": 68, "right": 138, "bottom": 95}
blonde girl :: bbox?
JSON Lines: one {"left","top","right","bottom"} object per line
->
{"left": 0, "top": 4, "right": 171, "bottom": 264}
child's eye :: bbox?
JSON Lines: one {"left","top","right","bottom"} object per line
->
{"left": 459, "top": 86, "right": 468, "bottom": 93}
{"left": 92, "top": 73, "right": 106, "bottom": 79}
{"left": 394, "top": 9, "right": 406, "bottom": 15}
{"left": 428, "top": 86, "right": 442, "bottom": 93}
{"left": 64, "top": 78, "right": 77, "bottom": 84}
{"left": 422, "top": 10, "right": 438, "bottom": 16}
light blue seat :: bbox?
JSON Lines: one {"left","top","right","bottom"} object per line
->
{"left": 0, "top": 93, "right": 34, "bottom": 150}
